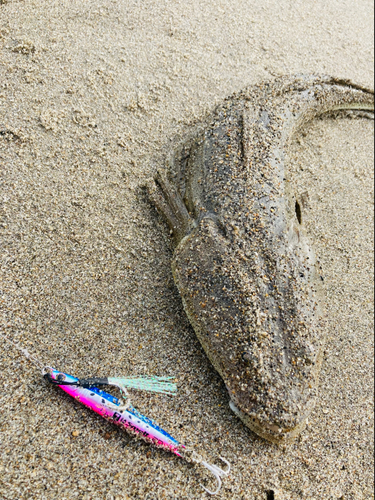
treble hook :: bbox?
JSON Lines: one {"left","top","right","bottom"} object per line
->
{"left": 200, "top": 457, "right": 231, "bottom": 495}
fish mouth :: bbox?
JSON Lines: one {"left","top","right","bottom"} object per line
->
{"left": 229, "top": 400, "right": 308, "bottom": 444}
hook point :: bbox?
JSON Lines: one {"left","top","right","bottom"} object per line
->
{"left": 199, "top": 457, "right": 231, "bottom": 495}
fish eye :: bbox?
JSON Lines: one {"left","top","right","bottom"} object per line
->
{"left": 242, "top": 352, "right": 254, "bottom": 363}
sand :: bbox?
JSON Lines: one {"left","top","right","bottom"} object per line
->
{"left": 0, "top": 0, "right": 373, "bottom": 499}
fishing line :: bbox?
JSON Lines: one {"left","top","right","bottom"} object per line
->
{"left": 0, "top": 329, "right": 45, "bottom": 370}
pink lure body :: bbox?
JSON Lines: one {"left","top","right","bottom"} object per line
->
{"left": 49, "top": 368, "right": 182, "bottom": 456}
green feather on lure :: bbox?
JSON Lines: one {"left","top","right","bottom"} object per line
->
{"left": 108, "top": 376, "right": 177, "bottom": 396}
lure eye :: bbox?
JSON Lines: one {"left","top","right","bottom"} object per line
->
{"left": 57, "top": 373, "right": 66, "bottom": 382}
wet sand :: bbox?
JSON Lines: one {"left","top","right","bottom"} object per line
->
{"left": 0, "top": 1, "right": 373, "bottom": 498}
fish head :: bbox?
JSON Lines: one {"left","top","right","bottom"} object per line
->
{"left": 173, "top": 215, "right": 325, "bottom": 444}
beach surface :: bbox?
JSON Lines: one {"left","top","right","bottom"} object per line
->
{"left": 0, "top": 0, "right": 374, "bottom": 499}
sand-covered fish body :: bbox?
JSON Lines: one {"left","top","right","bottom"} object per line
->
{"left": 149, "top": 75, "right": 374, "bottom": 443}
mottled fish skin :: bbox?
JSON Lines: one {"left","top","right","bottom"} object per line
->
{"left": 149, "top": 75, "right": 374, "bottom": 443}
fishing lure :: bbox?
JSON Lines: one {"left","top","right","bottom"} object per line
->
{"left": 0, "top": 331, "right": 230, "bottom": 495}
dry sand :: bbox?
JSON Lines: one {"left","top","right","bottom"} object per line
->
{"left": 0, "top": 0, "right": 374, "bottom": 499}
